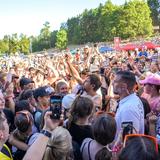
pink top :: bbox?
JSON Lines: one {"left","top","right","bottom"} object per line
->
{"left": 142, "top": 93, "right": 160, "bottom": 114}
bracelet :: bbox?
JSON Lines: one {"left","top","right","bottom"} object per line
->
{"left": 40, "top": 130, "right": 52, "bottom": 138}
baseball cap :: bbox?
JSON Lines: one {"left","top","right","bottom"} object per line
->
{"left": 139, "top": 74, "right": 160, "bottom": 85}
{"left": 90, "top": 64, "right": 99, "bottom": 73}
{"left": 62, "top": 94, "right": 76, "bottom": 110}
{"left": 33, "top": 86, "right": 51, "bottom": 100}
{"left": 19, "top": 77, "right": 34, "bottom": 87}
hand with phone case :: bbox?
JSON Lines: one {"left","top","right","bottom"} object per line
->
{"left": 121, "top": 121, "right": 133, "bottom": 140}
{"left": 50, "top": 95, "right": 62, "bottom": 120}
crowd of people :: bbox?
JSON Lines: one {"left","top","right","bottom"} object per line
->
{"left": 0, "top": 43, "right": 160, "bottom": 160}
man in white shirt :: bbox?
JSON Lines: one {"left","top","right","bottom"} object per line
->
{"left": 113, "top": 71, "right": 144, "bottom": 140}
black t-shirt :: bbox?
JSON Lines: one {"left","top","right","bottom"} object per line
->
{"left": 67, "top": 122, "right": 93, "bottom": 146}
{"left": 3, "top": 108, "right": 15, "bottom": 132}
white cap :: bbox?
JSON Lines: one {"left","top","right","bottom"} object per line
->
{"left": 62, "top": 94, "right": 76, "bottom": 110}
{"left": 90, "top": 64, "right": 99, "bottom": 73}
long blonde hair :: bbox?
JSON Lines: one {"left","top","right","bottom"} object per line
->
{"left": 43, "top": 127, "right": 73, "bottom": 160}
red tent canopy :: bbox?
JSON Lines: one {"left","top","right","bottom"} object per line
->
{"left": 120, "top": 44, "right": 138, "bottom": 51}
{"left": 139, "top": 42, "right": 156, "bottom": 49}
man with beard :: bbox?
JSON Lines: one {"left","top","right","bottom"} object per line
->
{"left": 113, "top": 71, "right": 144, "bottom": 140}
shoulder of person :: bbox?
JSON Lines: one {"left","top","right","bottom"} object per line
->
{"left": 81, "top": 138, "right": 93, "bottom": 151}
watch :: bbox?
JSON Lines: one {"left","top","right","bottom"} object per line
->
{"left": 40, "top": 130, "right": 52, "bottom": 138}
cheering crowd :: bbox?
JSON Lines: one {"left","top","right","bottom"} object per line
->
{"left": 0, "top": 43, "right": 160, "bottom": 160}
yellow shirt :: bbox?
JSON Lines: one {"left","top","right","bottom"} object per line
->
{"left": 0, "top": 144, "right": 13, "bottom": 160}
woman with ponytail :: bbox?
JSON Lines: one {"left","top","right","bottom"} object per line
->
{"left": 67, "top": 96, "right": 94, "bottom": 146}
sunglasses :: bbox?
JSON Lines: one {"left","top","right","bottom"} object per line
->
{"left": 123, "top": 134, "right": 158, "bottom": 152}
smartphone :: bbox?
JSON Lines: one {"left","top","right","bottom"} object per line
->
{"left": 121, "top": 121, "right": 133, "bottom": 140}
{"left": 99, "top": 67, "right": 105, "bottom": 75}
{"left": 50, "top": 95, "right": 62, "bottom": 119}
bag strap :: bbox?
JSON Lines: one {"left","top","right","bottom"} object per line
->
{"left": 88, "top": 140, "right": 93, "bottom": 160}
{"left": 81, "top": 139, "right": 93, "bottom": 160}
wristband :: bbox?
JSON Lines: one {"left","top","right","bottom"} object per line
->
{"left": 40, "top": 130, "right": 52, "bottom": 138}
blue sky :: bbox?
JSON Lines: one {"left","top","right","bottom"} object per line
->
{"left": 0, "top": 0, "right": 125, "bottom": 38}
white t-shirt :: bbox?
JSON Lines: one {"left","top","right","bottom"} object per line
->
{"left": 115, "top": 93, "right": 144, "bottom": 140}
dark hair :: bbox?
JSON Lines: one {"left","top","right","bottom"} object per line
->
{"left": 94, "top": 43, "right": 98, "bottom": 48}
{"left": 88, "top": 74, "right": 102, "bottom": 91}
{"left": 19, "top": 89, "right": 34, "bottom": 100}
{"left": 95, "top": 148, "right": 111, "bottom": 160}
{"left": 116, "top": 71, "right": 136, "bottom": 91}
{"left": 67, "top": 96, "right": 93, "bottom": 128}
{"left": 15, "top": 100, "right": 31, "bottom": 112}
{"left": 93, "top": 114, "right": 116, "bottom": 145}
{"left": 119, "top": 137, "right": 160, "bottom": 160}
{"left": 14, "top": 110, "right": 33, "bottom": 133}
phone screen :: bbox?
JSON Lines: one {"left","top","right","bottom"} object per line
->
{"left": 50, "top": 95, "right": 62, "bottom": 119}
{"left": 121, "top": 121, "right": 133, "bottom": 140}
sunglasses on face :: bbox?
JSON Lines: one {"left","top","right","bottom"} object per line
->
{"left": 123, "top": 134, "right": 158, "bottom": 152}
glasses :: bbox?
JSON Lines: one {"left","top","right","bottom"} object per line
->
{"left": 123, "top": 134, "right": 158, "bottom": 152}
{"left": 16, "top": 110, "right": 32, "bottom": 124}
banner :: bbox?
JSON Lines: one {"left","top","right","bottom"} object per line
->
{"left": 114, "top": 37, "right": 121, "bottom": 50}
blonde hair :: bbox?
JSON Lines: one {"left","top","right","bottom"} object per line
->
{"left": 55, "top": 80, "right": 68, "bottom": 93}
{"left": 43, "top": 127, "right": 73, "bottom": 160}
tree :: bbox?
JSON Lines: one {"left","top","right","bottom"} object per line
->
{"left": 0, "top": 35, "right": 9, "bottom": 54}
{"left": 39, "top": 21, "right": 51, "bottom": 49}
{"left": 19, "top": 34, "right": 30, "bottom": 54}
{"left": 50, "top": 30, "right": 58, "bottom": 48}
{"left": 9, "top": 33, "right": 20, "bottom": 54}
{"left": 116, "top": 0, "right": 153, "bottom": 38}
{"left": 67, "top": 16, "right": 81, "bottom": 44}
{"left": 147, "top": 0, "right": 160, "bottom": 26}
{"left": 56, "top": 29, "right": 68, "bottom": 50}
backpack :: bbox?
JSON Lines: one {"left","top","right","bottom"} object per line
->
{"left": 33, "top": 109, "right": 42, "bottom": 132}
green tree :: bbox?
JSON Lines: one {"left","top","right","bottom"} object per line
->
{"left": 116, "top": 0, "right": 153, "bottom": 38}
{"left": 9, "top": 33, "right": 20, "bottom": 54}
{"left": 39, "top": 21, "right": 51, "bottom": 49}
{"left": 99, "top": 0, "right": 118, "bottom": 41}
{"left": 19, "top": 34, "right": 30, "bottom": 54}
{"left": 67, "top": 16, "right": 81, "bottom": 44}
{"left": 0, "top": 35, "right": 9, "bottom": 54}
{"left": 56, "top": 29, "right": 68, "bottom": 50}
{"left": 147, "top": 0, "right": 160, "bottom": 26}
{"left": 50, "top": 30, "right": 58, "bottom": 48}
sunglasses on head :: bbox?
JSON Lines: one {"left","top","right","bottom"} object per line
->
{"left": 123, "top": 134, "right": 158, "bottom": 152}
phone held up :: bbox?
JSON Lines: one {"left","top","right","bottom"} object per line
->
{"left": 121, "top": 121, "right": 133, "bottom": 140}
{"left": 50, "top": 95, "right": 63, "bottom": 120}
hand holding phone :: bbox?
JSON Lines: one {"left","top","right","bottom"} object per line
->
{"left": 50, "top": 95, "right": 62, "bottom": 120}
{"left": 121, "top": 121, "right": 133, "bottom": 140}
